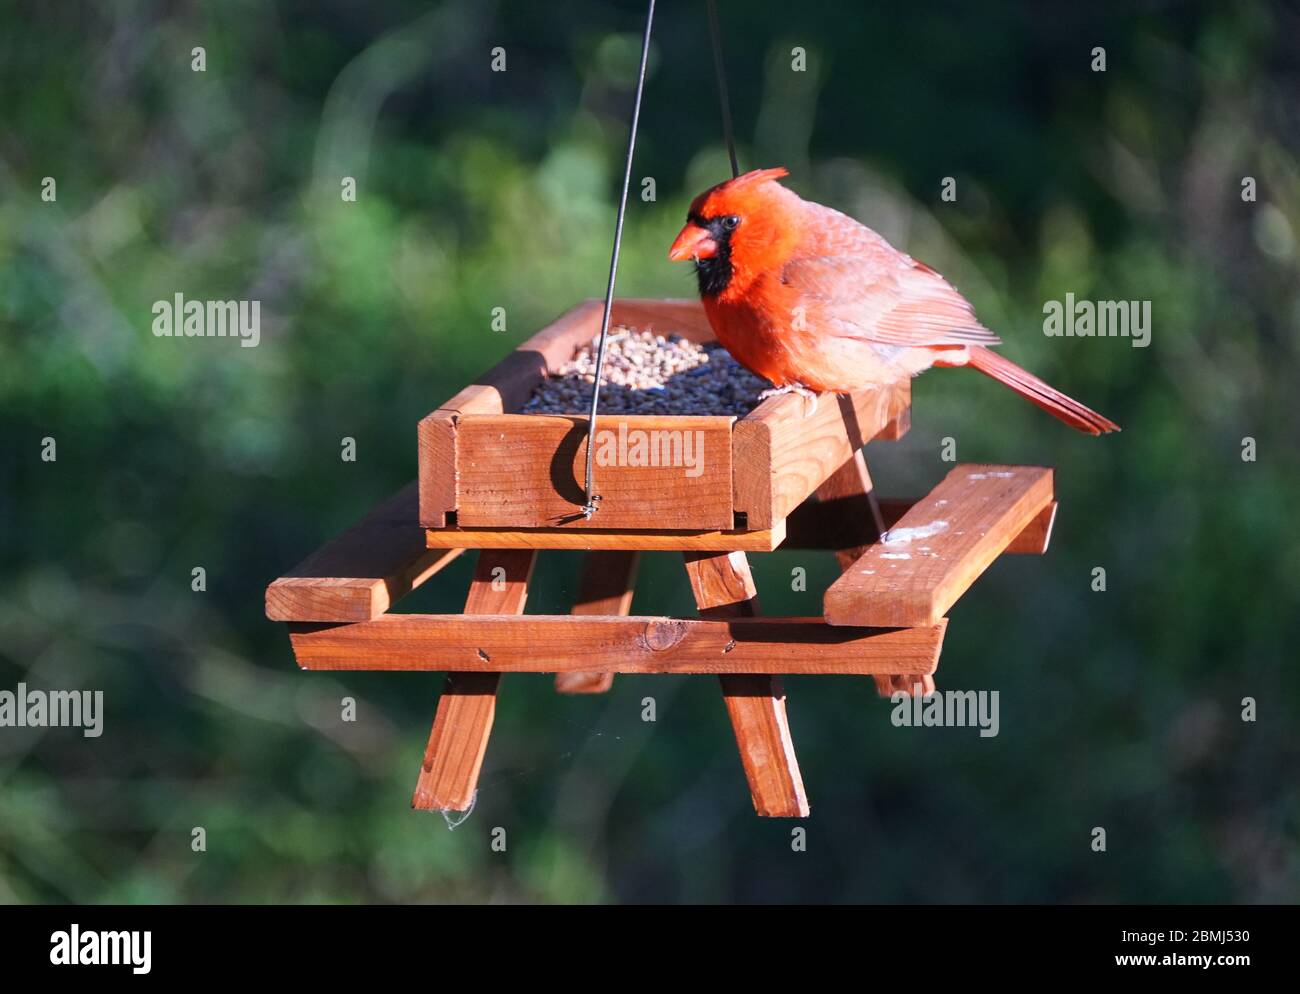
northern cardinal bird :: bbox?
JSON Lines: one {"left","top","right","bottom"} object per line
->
{"left": 668, "top": 167, "right": 1118, "bottom": 434}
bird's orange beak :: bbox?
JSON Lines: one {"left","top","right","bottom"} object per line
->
{"left": 669, "top": 223, "right": 718, "bottom": 262}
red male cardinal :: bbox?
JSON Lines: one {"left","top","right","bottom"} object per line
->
{"left": 669, "top": 167, "right": 1118, "bottom": 433}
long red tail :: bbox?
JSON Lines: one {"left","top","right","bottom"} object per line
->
{"left": 966, "top": 346, "right": 1120, "bottom": 435}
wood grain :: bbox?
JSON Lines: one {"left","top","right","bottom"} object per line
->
{"left": 683, "top": 551, "right": 810, "bottom": 818}
{"left": 455, "top": 414, "right": 735, "bottom": 529}
{"left": 824, "top": 465, "right": 1054, "bottom": 627}
{"left": 266, "top": 482, "right": 462, "bottom": 622}
{"left": 289, "top": 614, "right": 947, "bottom": 676}
{"left": 411, "top": 549, "right": 536, "bottom": 812}
{"left": 417, "top": 412, "right": 459, "bottom": 528}
{"left": 555, "top": 550, "right": 640, "bottom": 694}
{"left": 682, "top": 550, "right": 761, "bottom": 619}
{"left": 733, "top": 380, "right": 911, "bottom": 529}
{"left": 424, "top": 520, "right": 785, "bottom": 552}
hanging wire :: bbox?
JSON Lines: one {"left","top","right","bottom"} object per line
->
{"left": 580, "top": 0, "right": 657, "bottom": 519}
{"left": 706, "top": 0, "right": 740, "bottom": 178}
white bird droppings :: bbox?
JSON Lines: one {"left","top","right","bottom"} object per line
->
{"left": 882, "top": 520, "right": 949, "bottom": 545}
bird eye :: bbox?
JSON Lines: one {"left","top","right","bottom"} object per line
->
{"left": 721, "top": 215, "right": 740, "bottom": 231}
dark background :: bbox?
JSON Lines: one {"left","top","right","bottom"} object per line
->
{"left": 1, "top": 0, "right": 1297, "bottom": 903}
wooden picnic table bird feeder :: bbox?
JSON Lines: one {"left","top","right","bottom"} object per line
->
{"left": 266, "top": 297, "right": 1059, "bottom": 818}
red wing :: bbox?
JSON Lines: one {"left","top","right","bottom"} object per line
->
{"left": 781, "top": 205, "right": 1001, "bottom": 349}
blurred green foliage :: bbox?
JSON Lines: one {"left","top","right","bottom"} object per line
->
{"left": 1, "top": 0, "right": 1298, "bottom": 903}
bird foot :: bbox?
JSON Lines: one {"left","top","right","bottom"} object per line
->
{"left": 758, "top": 383, "right": 821, "bottom": 417}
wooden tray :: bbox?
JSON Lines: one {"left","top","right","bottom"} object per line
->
{"left": 418, "top": 299, "right": 911, "bottom": 537}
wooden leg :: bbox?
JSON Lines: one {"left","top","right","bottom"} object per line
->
{"left": 411, "top": 671, "right": 500, "bottom": 812}
{"left": 555, "top": 550, "right": 640, "bottom": 694}
{"left": 412, "top": 549, "right": 536, "bottom": 811}
{"left": 814, "top": 451, "right": 934, "bottom": 698}
{"left": 814, "top": 449, "right": 886, "bottom": 570}
{"left": 682, "top": 551, "right": 810, "bottom": 818}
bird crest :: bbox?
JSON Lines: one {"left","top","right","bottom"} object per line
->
{"left": 690, "top": 167, "right": 790, "bottom": 216}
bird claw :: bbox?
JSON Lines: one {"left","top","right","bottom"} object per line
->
{"left": 758, "top": 383, "right": 821, "bottom": 417}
